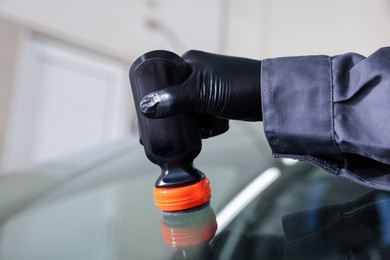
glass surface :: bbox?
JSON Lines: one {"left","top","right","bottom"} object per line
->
{"left": 0, "top": 121, "right": 387, "bottom": 259}
{"left": 211, "top": 165, "right": 382, "bottom": 260}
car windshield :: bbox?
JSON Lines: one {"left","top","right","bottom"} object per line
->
{"left": 0, "top": 122, "right": 386, "bottom": 259}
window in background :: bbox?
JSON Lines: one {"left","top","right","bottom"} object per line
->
{"left": 2, "top": 32, "right": 132, "bottom": 172}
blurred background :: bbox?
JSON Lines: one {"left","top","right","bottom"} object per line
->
{"left": 0, "top": 0, "right": 390, "bottom": 172}
{"left": 0, "top": 1, "right": 390, "bottom": 259}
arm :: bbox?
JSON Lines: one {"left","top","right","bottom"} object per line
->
{"left": 263, "top": 47, "right": 390, "bottom": 190}
{"left": 139, "top": 47, "right": 390, "bottom": 190}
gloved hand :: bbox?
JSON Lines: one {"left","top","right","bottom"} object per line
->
{"left": 140, "top": 50, "right": 262, "bottom": 121}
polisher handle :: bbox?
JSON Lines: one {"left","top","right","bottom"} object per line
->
{"left": 130, "top": 50, "right": 204, "bottom": 187}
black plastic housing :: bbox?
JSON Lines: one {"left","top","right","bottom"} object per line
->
{"left": 129, "top": 50, "right": 204, "bottom": 187}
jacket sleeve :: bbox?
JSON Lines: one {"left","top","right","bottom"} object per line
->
{"left": 261, "top": 47, "right": 390, "bottom": 190}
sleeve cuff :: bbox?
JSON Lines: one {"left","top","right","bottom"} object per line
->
{"left": 261, "top": 55, "right": 342, "bottom": 172}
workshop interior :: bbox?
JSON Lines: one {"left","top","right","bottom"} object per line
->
{"left": 0, "top": 1, "right": 390, "bottom": 259}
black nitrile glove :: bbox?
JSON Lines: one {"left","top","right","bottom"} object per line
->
{"left": 140, "top": 50, "right": 262, "bottom": 122}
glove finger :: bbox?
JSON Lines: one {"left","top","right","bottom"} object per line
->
{"left": 198, "top": 115, "right": 229, "bottom": 139}
{"left": 140, "top": 83, "right": 194, "bottom": 118}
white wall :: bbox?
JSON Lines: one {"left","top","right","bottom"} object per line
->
{"left": 262, "top": 0, "right": 390, "bottom": 57}
{"left": 0, "top": 0, "right": 224, "bottom": 60}
{"left": 1, "top": 0, "right": 389, "bottom": 60}
{"left": 0, "top": 18, "right": 23, "bottom": 170}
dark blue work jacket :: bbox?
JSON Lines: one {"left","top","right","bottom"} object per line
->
{"left": 261, "top": 47, "right": 390, "bottom": 190}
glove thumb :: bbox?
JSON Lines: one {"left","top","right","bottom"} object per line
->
{"left": 140, "top": 83, "right": 195, "bottom": 118}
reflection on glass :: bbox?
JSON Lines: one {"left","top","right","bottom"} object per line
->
{"left": 156, "top": 190, "right": 390, "bottom": 259}
{"left": 158, "top": 204, "right": 217, "bottom": 259}
{"left": 282, "top": 190, "right": 390, "bottom": 259}
{"left": 215, "top": 190, "right": 390, "bottom": 259}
